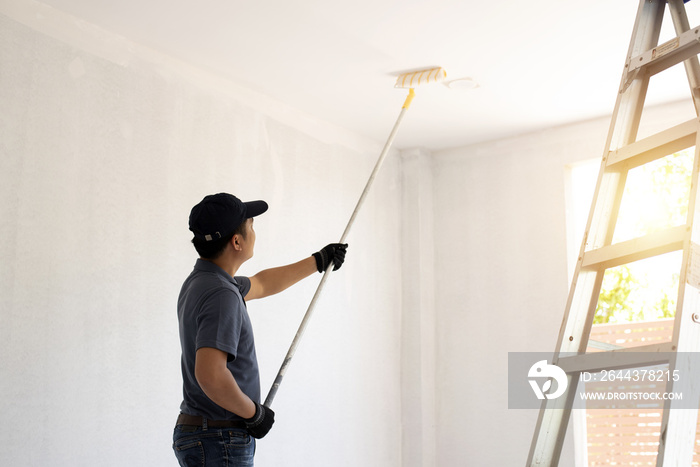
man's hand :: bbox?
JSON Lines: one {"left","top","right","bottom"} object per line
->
{"left": 313, "top": 243, "right": 349, "bottom": 272}
{"left": 245, "top": 402, "right": 275, "bottom": 439}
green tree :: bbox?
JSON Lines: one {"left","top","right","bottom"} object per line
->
{"left": 595, "top": 265, "right": 638, "bottom": 324}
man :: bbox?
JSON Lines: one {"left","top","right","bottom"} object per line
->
{"left": 173, "top": 193, "right": 348, "bottom": 466}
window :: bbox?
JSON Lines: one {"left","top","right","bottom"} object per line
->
{"left": 566, "top": 148, "right": 700, "bottom": 465}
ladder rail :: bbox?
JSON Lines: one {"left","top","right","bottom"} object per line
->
{"left": 667, "top": 0, "right": 700, "bottom": 113}
{"left": 654, "top": 124, "right": 700, "bottom": 466}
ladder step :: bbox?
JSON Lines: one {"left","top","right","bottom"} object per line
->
{"left": 622, "top": 25, "right": 700, "bottom": 91}
{"left": 606, "top": 118, "right": 698, "bottom": 169}
{"left": 587, "top": 339, "right": 624, "bottom": 351}
{"left": 581, "top": 225, "right": 686, "bottom": 269}
{"left": 557, "top": 342, "right": 675, "bottom": 374}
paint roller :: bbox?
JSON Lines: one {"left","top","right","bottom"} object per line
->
{"left": 264, "top": 67, "right": 447, "bottom": 407}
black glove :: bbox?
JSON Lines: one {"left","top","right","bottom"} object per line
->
{"left": 244, "top": 402, "right": 275, "bottom": 439}
{"left": 312, "top": 243, "right": 348, "bottom": 272}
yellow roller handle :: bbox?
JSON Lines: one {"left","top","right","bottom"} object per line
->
{"left": 403, "top": 88, "right": 416, "bottom": 109}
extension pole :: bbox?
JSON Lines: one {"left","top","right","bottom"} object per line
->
{"left": 264, "top": 88, "right": 415, "bottom": 407}
{"left": 264, "top": 67, "right": 446, "bottom": 407}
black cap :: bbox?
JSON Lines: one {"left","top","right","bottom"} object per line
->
{"left": 189, "top": 193, "right": 268, "bottom": 242}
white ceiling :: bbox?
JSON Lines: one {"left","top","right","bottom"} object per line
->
{"left": 33, "top": 0, "right": 700, "bottom": 150}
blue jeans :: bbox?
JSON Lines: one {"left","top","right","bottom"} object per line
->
{"left": 173, "top": 424, "right": 256, "bottom": 466}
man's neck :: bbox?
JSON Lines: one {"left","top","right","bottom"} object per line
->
{"left": 206, "top": 254, "right": 242, "bottom": 278}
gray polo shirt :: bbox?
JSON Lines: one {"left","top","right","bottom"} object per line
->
{"left": 177, "top": 259, "right": 260, "bottom": 421}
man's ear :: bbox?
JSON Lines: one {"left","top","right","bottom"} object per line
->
{"left": 231, "top": 234, "right": 243, "bottom": 251}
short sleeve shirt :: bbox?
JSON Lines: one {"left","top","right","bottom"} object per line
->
{"left": 177, "top": 259, "right": 260, "bottom": 420}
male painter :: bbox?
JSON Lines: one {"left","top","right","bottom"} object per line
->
{"left": 173, "top": 193, "right": 348, "bottom": 466}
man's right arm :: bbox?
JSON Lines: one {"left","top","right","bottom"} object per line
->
{"left": 194, "top": 347, "right": 276, "bottom": 438}
{"left": 194, "top": 347, "right": 257, "bottom": 419}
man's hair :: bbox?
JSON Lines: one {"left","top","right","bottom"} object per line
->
{"left": 192, "top": 219, "right": 248, "bottom": 260}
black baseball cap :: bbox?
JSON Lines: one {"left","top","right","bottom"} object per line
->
{"left": 189, "top": 193, "right": 268, "bottom": 242}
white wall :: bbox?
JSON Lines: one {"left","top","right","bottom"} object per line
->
{"left": 0, "top": 6, "right": 403, "bottom": 467}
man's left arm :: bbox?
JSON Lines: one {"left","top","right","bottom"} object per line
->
{"left": 245, "top": 243, "right": 348, "bottom": 300}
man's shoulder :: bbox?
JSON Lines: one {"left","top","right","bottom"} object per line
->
{"left": 184, "top": 270, "right": 250, "bottom": 300}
